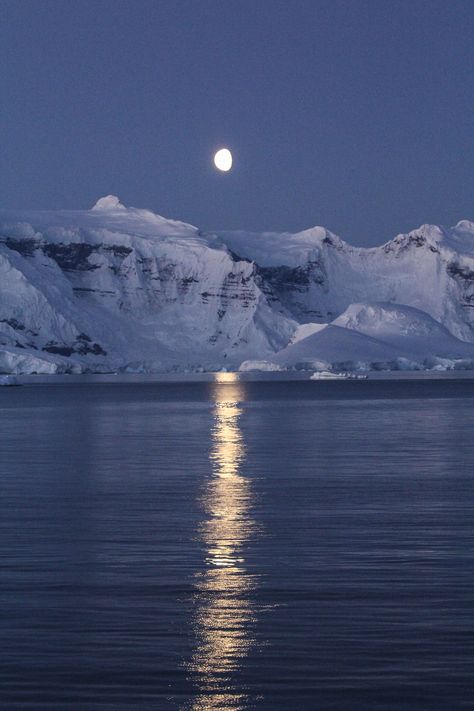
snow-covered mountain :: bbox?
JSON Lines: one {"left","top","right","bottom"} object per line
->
{"left": 270, "top": 303, "right": 474, "bottom": 373}
{"left": 1, "top": 196, "right": 474, "bottom": 374}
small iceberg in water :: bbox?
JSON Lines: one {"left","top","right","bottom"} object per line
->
{"left": 310, "top": 370, "right": 367, "bottom": 380}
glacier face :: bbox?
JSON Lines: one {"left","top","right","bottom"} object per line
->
{"left": 1, "top": 197, "right": 474, "bottom": 374}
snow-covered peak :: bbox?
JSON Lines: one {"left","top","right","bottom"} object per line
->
{"left": 91, "top": 195, "right": 126, "bottom": 211}
{"left": 445, "top": 220, "right": 474, "bottom": 257}
{"left": 218, "top": 225, "right": 347, "bottom": 267}
{"left": 0, "top": 201, "right": 204, "bottom": 248}
{"left": 380, "top": 221, "right": 474, "bottom": 259}
{"left": 455, "top": 220, "right": 474, "bottom": 231}
{"left": 222, "top": 220, "right": 474, "bottom": 268}
{"left": 88, "top": 195, "right": 201, "bottom": 240}
{"left": 86, "top": 197, "right": 202, "bottom": 240}
{"left": 332, "top": 302, "right": 454, "bottom": 339}
{"left": 383, "top": 224, "right": 446, "bottom": 254}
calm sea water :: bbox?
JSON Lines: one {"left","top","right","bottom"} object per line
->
{"left": 1, "top": 375, "right": 474, "bottom": 710}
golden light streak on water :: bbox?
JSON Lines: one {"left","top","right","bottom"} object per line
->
{"left": 189, "top": 373, "right": 259, "bottom": 710}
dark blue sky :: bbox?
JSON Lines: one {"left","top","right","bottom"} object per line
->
{"left": 1, "top": 0, "right": 473, "bottom": 245}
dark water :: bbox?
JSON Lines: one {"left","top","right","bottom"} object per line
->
{"left": 1, "top": 376, "right": 474, "bottom": 710}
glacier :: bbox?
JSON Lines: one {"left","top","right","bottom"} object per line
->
{"left": 1, "top": 196, "right": 474, "bottom": 374}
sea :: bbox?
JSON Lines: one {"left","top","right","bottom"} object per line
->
{"left": 1, "top": 373, "right": 473, "bottom": 710}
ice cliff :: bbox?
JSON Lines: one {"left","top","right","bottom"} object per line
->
{"left": 1, "top": 197, "right": 474, "bottom": 373}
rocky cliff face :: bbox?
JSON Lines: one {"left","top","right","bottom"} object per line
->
{"left": 226, "top": 222, "right": 474, "bottom": 340}
{"left": 1, "top": 197, "right": 473, "bottom": 373}
{"left": 0, "top": 199, "right": 295, "bottom": 373}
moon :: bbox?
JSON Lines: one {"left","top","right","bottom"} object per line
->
{"left": 214, "top": 148, "right": 232, "bottom": 172}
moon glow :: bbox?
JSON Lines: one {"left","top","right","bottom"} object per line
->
{"left": 214, "top": 148, "right": 233, "bottom": 172}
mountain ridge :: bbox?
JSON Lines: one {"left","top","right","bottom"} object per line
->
{"left": 1, "top": 196, "right": 474, "bottom": 374}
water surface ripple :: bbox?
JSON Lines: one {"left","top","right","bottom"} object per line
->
{"left": 1, "top": 377, "right": 473, "bottom": 710}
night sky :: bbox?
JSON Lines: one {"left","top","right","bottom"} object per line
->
{"left": 1, "top": 0, "right": 473, "bottom": 245}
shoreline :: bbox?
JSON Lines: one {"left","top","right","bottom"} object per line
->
{"left": 7, "top": 369, "right": 474, "bottom": 386}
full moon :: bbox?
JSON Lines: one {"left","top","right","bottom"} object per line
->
{"left": 214, "top": 148, "right": 232, "bottom": 172}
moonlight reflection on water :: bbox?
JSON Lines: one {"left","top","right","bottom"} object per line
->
{"left": 189, "top": 373, "right": 260, "bottom": 710}
{"left": 2, "top": 378, "right": 474, "bottom": 709}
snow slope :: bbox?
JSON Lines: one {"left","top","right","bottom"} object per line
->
{"left": 333, "top": 302, "right": 474, "bottom": 356}
{"left": 273, "top": 325, "right": 405, "bottom": 371}
{"left": 1, "top": 197, "right": 474, "bottom": 373}
{"left": 271, "top": 303, "right": 474, "bottom": 372}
